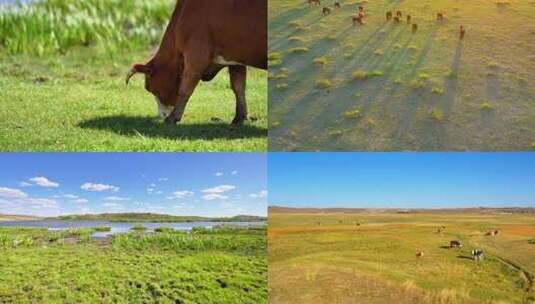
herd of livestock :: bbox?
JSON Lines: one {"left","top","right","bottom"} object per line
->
{"left": 307, "top": 1, "right": 466, "bottom": 39}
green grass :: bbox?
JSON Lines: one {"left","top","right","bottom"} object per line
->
{"left": 0, "top": 0, "right": 267, "bottom": 152}
{"left": 269, "top": 211, "right": 535, "bottom": 304}
{"left": 269, "top": 0, "right": 535, "bottom": 151}
{"left": 0, "top": 226, "right": 267, "bottom": 303}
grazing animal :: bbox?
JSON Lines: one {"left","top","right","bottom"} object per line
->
{"left": 471, "top": 249, "right": 484, "bottom": 261}
{"left": 352, "top": 13, "right": 364, "bottom": 25}
{"left": 486, "top": 229, "right": 499, "bottom": 236}
{"left": 323, "top": 7, "right": 332, "bottom": 15}
{"left": 334, "top": 2, "right": 341, "bottom": 8}
{"left": 460, "top": 25, "right": 466, "bottom": 39}
{"left": 449, "top": 240, "right": 462, "bottom": 248}
{"left": 308, "top": 0, "right": 321, "bottom": 6}
{"left": 416, "top": 251, "right": 424, "bottom": 257}
{"left": 412, "top": 23, "right": 418, "bottom": 33}
{"left": 126, "top": 0, "right": 267, "bottom": 125}
{"left": 386, "top": 11, "right": 393, "bottom": 20}
{"left": 437, "top": 13, "right": 444, "bottom": 21}
{"left": 394, "top": 16, "right": 400, "bottom": 23}
{"left": 407, "top": 14, "right": 411, "bottom": 23}
{"left": 396, "top": 10, "right": 402, "bottom": 18}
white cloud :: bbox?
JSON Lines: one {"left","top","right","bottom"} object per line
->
{"left": 202, "top": 193, "right": 229, "bottom": 201}
{"left": 62, "top": 194, "right": 79, "bottom": 199}
{"left": 104, "top": 196, "right": 130, "bottom": 201}
{"left": 231, "top": 170, "right": 238, "bottom": 175}
{"left": 0, "top": 187, "right": 28, "bottom": 199}
{"left": 29, "top": 176, "right": 59, "bottom": 188}
{"left": 72, "top": 198, "right": 88, "bottom": 204}
{"left": 214, "top": 172, "right": 224, "bottom": 177}
{"left": 202, "top": 185, "right": 235, "bottom": 194}
{"left": 81, "top": 183, "right": 119, "bottom": 192}
{"left": 167, "top": 190, "right": 194, "bottom": 200}
{"left": 147, "top": 188, "right": 155, "bottom": 193}
{"left": 250, "top": 190, "right": 268, "bottom": 198}
{"left": 102, "top": 202, "right": 124, "bottom": 209}
{"left": 19, "top": 181, "right": 32, "bottom": 187}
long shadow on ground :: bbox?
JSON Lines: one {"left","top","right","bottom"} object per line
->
{"left": 79, "top": 115, "right": 267, "bottom": 140}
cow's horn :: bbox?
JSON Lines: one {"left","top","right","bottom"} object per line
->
{"left": 125, "top": 68, "right": 137, "bottom": 86}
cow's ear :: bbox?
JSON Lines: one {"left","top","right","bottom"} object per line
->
{"left": 133, "top": 63, "right": 153, "bottom": 75}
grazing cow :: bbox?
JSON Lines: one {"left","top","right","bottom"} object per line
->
{"left": 396, "top": 10, "right": 402, "bottom": 18}
{"left": 323, "top": 7, "right": 332, "bottom": 15}
{"left": 449, "top": 240, "right": 462, "bottom": 248}
{"left": 471, "top": 249, "right": 484, "bottom": 261}
{"left": 352, "top": 13, "right": 364, "bottom": 25}
{"left": 308, "top": 0, "right": 321, "bottom": 6}
{"left": 486, "top": 229, "right": 499, "bottom": 236}
{"left": 334, "top": 2, "right": 341, "bottom": 8}
{"left": 437, "top": 13, "right": 444, "bottom": 21}
{"left": 460, "top": 25, "right": 466, "bottom": 39}
{"left": 412, "top": 23, "right": 418, "bottom": 33}
{"left": 406, "top": 14, "right": 411, "bottom": 23}
{"left": 394, "top": 16, "right": 400, "bottom": 23}
{"left": 416, "top": 251, "right": 424, "bottom": 257}
{"left": 126, "top": 0, "right": 267, "bottom": 125}
{"left": 386, "top": 11, "right": 393, "bottom": 20}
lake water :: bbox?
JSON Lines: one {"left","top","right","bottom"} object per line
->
{"left": 0, "top": 220, "right": 265, "bottom": 238}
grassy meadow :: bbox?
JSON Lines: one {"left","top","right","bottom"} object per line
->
{"left": 269, "top": 210, "right": 535, "bottom": 303}
{"left": 0, "top": 225, "right": 267, "bottom": 303}
{"left": 0, "top": 0, "right": 267, "bottom": 152}
{"left": 269, "top": 0, "right": 535, "bottom": 151}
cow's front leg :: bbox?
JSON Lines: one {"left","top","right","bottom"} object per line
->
{"left": 165, "top": 53, "right": 208, "bottom": 125}
{"left": 229, "top": 65, "right": 247, "bottom": 125}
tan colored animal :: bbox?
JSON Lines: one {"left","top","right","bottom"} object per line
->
{"left": 334, "top": 2, "right": 341, "bottom": 8}
{"left": 416, "top": 251, "right": 424, "bottom": 257}
{"left": 323, "top": 7, "right": 332, "bottom": 15}
{"left": 486, "top": 229, "right": 499, "bottom": 236}
{"left": 412, "top": 23, "right": 418, "bottom": 33}
{"left": 386, "top": 11, "right": 393, "bottom": 20}
{"left": 460, "top": 25, "right": 466, "bottom": 39}
{"left": 406, "top": 14, "right": 411, "bottom": 23}
{"left": 308, "top": 0, "right": 321, "bottom": 6}
{"left": 437, "top": 12, "right": 444, "bottom": 21}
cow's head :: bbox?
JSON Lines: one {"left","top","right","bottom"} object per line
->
{"left": 126, "top": 59, "right": 181, "bottom": 118}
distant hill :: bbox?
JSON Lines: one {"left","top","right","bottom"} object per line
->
{"left": 46, "top": 213, "right": 266, "bottom": 223}
{"left": 0, "top": 214, "right": 41, "bottom": 222}
{"left": 269, "top": 206, "right": 535, "bottom": 214}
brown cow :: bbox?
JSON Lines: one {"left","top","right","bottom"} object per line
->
{"left": 386, "top": 11, "right": 393, "bottom": 20}
{"left": 437, "top": 12, "right": 444, "bottom": 21}
{"left": 334, "top": 2, "right": 341, "bottom": 8}
{"left": 449, "top": 240, "right": 462, "bottom": 248}
{"left": 396, "top": 10, "right": 402, "bottom": 18}
{"left": 308, "top": 0, "right": 321, "bottom": 6}
{"left": 352, "top": 13, "right": 364, "bottom": 25}
{"left": 407, "top": 14, "right": 411, "bottom": 23}
{"left": 323, "top": 6, "right": 332, "bottom": 15}
{"left": 416, "top": 251, "right": 424, "bottom": 257}
{"left": 412, "top": 23, "right": 418, "bottom": 33}
{"left": 460, "top": 25, "right": 466, "bottom": 39}
{"left": 126, "top": 0, "right": 267, "bottom": 125}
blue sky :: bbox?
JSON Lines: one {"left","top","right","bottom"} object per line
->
{"left": 269, "top": 153, "right": 535, "bottom": 208}
{"left": 0, "top": 153, "right": 266, "bottom": 217}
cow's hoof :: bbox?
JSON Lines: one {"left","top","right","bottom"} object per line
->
{"left": 164, "top": 116, "right": 178, "bottom": 125}
{"left": 231, "top": 117, "right": 246, "bottom": 125}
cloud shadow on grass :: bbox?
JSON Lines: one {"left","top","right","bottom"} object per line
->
{"left": 79, "top": 115, "right": 267, "bottom": 140}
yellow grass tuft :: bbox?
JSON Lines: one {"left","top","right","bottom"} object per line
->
{"left": 316, "top": 79, "right": 332, "bottom": 89}
{"left": 289, "top": 47, "right": 309, "bottom": 54}
{"left": 480, "top": 102, "right": 494, "bottom": 110}
{"left": 343, "top": 109, "right": 360, "bottom": 119}
{"left": 276, "top": 83, "right": 288, "bottom": 90}
{"left": 353, "top": 70, "right": 369, "bottom": 80}
{"left": 429, "top": 108, "right": 444, "bottom": 122}
{"left": 313, "top": 57, "right": 329, "bottom": 67}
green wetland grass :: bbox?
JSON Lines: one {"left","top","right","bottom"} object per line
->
{"left": 268, "top": 211, "right": 535, "bottom": 304}
{"left": 0, "top": 226, "right": 267, "bottom": 303}
{"left": 269, "top": 0, "right": 535, "bottom": 151}
{"left": 0, "top": 0, "right": 267, "bottom": 152}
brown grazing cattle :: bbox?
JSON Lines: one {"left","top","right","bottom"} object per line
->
{"left": 412, "top": 23, "right": 418, "bottom": 33}
{"left": 416, "top": 251, "right": 424, "bottom": 257}
{"left": 460, "top": 25, "right": 466, "bottom": 39}
{"left": 126, "top": 0, "right": 267, "bottom": 125}
{"left": 308, "top": 0, "right": 321, "bottom": 6}
{"left": 407, "top": 14, "right": 411, "bottom": 23}
{"left": 486, "top": 229, "right": 499, "bottom": 236}
{"left": 323, "top": 6, "right": 332, "bottom": 15}
{"left": 386, "top": 11, "right": 393, "bottom": 20}
{"left": 334, "top": 2, "right": 341, "bottom": 8}
{"left": 437, "top": 12, "right": 444, "bottom": 21}
{"left": 352, "top": 12, "right": 364, "bottom": 25}
{"left": 450, "top": 240, "right": 462, "bottom": 248}
{"left": 396, "top": 10, "right": 402, "bottom": 17}
{"left": 394, "top": 16, "right": 400, "bottom": 23}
